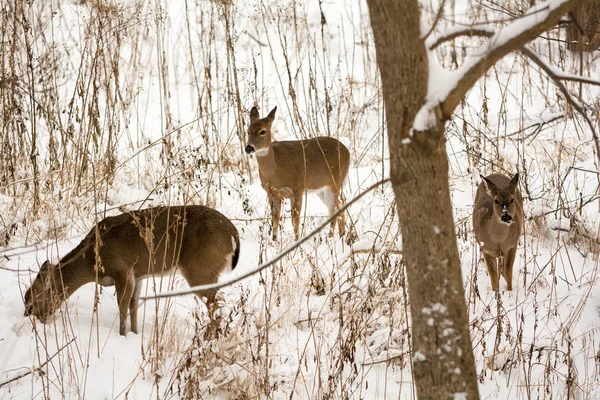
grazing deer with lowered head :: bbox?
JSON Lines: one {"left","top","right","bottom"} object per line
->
{"left": 244, "top": 106, "right": 350, "bottom": 240}
{"left": 24, "top": 205, "right": 240, "bottom": 336}
{"left": 473, "top": 173, "right": 523, "bottom": 291}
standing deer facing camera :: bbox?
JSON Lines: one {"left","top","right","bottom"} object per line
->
{"left": 473, "top": 173, "right": 523, "bottom": 291}
{"left": 245, "top": 106, "right": 350, "bottom": 240}
{"left": 24, "top": 205, "right": 240, "bottom": 336}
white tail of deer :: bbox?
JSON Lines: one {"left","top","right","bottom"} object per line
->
{"left": 244, "top": 106, "right": 350, "bottom": 240}
{"left": 24, "top": 205, "right": 240, "bottom": 336}
{"left": 473, "top": 173, "right": 523, "bottom": 291}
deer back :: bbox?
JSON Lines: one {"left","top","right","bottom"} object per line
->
{"left": 473, "top": 173, "right": 523, "bottom": 256}
{"left": 271, "top": 137, "right": 350, "bottom": 191}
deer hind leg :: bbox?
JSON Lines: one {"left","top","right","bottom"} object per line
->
{"left": 129, "top": 281, "right": 143, "bottom": 334}
{"left": 188, "top": 289, "right": 221, "bottom": 340}
{"left": 318, "top": 186, "right": 345, "bottom": 237}
{"left": 482, "top": 253, "right": 500, "bottom": 291}
{"left": 114, "top": 270, "right": 136, "bottom": 336}
{"left": 317, "top": 187, "right": 336, "bottom": 236}
{"left": 180, "top": 259, "right": 223, "bottom": 339}
{"left": 503, "top": 247, "right": 517, "bottom": 291}
{"left": 336, "top": 198, "right": 346, "bottom": 237}
{"left": 202, "top": 291, "right": 222, "bottom": 340}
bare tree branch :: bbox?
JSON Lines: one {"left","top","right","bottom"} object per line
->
{"left": 428, "top": 26, "right": 495, "bottom": 50}
{"left": 423, "top": 0, "right": 447, "bottom": 41}
{"left": 505, "top": 113, "right": 565, "bottom": 139}
{"left": 140, "top": 178, "right": 391, "bottom": 300}
{"left": 431, "top": 24, "right": 600, "bottom": 87}
{"left": 536, "top": 68, "right": 600, "bottom": 86}
{"left": 426, "top": 7, "right": 600, "bottom": 161}
{"left": 520, "top": 46, "right": 600, "bottom": 161}
{"left": 440, "top": 0, "right": 594, "bottom": 118}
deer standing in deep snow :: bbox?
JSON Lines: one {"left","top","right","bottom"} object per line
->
{"left": 24, "top": 205, "right": 240, "bottom": 336}
{"left": 473, "top": 173, "right": 523, "bottom": 291}
{"left": 244, "top": 106, "right": 350, "bottom": 240}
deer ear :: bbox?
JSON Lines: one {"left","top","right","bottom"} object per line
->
{"left": 39, "top": 261, "right": 52, "bottom": 288}
{"left": 508, "top": 173, "right": 519, "bottom": 192}
{"left": 266, "top": 106, "right": 277, "bottom": 122}
{"left": 480, "top": 175, "right": 498, "bottom": 195}
{"left": 250, "top": 106, "right": 260, "bottom": 120}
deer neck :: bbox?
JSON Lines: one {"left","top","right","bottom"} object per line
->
{"left": 487, "top": 214, "right": 514, "bottom": 242}
{"left": 52, "top": 250, "right": 98, "bottom": 299}
{"left": 255, "top": 144, "right": 278, "bottom": 179}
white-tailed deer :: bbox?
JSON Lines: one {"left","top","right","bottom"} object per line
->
{"left": 473, "top": 173, "right": 523, "bottom": 291}
{"left": 24, "top": 205, "right": 240, "bottom": 336}
{"left": 244, "top": 106, "right": 350, "bottom": 240}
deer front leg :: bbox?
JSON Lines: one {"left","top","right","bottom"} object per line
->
{"left": 482, "top": 253, "right": 500, "bottom": 291}
{"left": 268, "top": 194, "right": 282, "bottom": 240}
{"left": 129, "top": 280, "right": 143, "bottom": 334}
{"left": 114, "top": 271, "right": 136, "bottom": 336}
{"left": 503, "top": 247, "right": 517, "bottom": 291}
{"left": 291, "top": 193, "right": 304, "bottom": 240}
{"left": 337, "top": 206, "right": 346, "bottom": 237}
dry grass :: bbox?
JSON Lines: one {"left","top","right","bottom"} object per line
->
{"left": 0, "top": 0, "right": 599, "bottom": 399}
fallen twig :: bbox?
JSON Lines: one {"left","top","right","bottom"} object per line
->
{"left": 0, "top": 338, "right": 76, "bottom": 388}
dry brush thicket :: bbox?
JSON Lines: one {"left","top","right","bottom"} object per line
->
{"left": 0, "top": 0, "right": 599, "bottom": 398}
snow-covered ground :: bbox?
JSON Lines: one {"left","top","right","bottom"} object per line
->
{"left": 0, "top": 0, "right": 599, "bottom": 398}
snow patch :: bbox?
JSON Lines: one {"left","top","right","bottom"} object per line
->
{"left": 432, "top": 303, "right": 447, "bottom": 314}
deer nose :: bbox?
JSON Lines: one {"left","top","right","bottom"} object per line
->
{"left": 245, "top": 145, "right": 254, "bottom": 154}
{"left": 501, "top": 214, "right": 512, "bottom": 224}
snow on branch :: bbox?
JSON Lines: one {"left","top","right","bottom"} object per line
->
{"left": 415, "top": 0, "right": 593, "bottom": 130}
{"left": 420, "top": 5, "right": 600, "bottom": 161}
{"left": 428, "top": 21, "right": 600, "bottom": 87}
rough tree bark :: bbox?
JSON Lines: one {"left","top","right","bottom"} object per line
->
{"left": 365, "top": 1, "right": 479, "bottom": 397}
{"left": 364, "top": 0, "right": 592, "bottom": 398}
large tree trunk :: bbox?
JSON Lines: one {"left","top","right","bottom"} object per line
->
{"left": 365, "top": 0, "right": 480, "bottom": 398}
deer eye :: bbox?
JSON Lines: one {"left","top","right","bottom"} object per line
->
{"left": 494, "top": 199, "right": 501, "bottom": 205}
{"left": 259, "top": 129, "right": 267, "bottom": 135}
{"left": 509, "top": 198, "right": 514, "bottom": 204}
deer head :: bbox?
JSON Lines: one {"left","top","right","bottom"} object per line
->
{"left": 245, "top": 106, "right": 277, "bottom": 157}
{"left": 481, "top": 173, "right": 520, "bottom": 224}
{"left": 24, "top": 260, "right": 57, "bottom": 322}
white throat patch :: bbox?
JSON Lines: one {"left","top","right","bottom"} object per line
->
{"left": 254, "top": 148, "right": 270, "bottom": 157}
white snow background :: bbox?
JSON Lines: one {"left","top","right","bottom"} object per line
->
{"left": 0, "top": 0, "right": 599, "bottom": 398}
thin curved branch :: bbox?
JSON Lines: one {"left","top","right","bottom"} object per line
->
{"left": 520, "top": 46, "right": 600, "bottom": 162}
{"left": 428, "top": 26, "right": 495, "bottom": 50}
{"left": 428, "top": 23, "right": 600, "bottom": 162}
{"left": 429, "top": 20, "right": 600, "bottom": 88}
{"left": 140, "top": 178, "right": 391, "bottom": 300}
{"left": 440, "top": 0, "right": 593, "bottom": 118}
{"left": 538, "top": 70, "right": 600, "bottom": 86}
{"left": 0, "top": 338, "right": 76, "bottom": 388}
